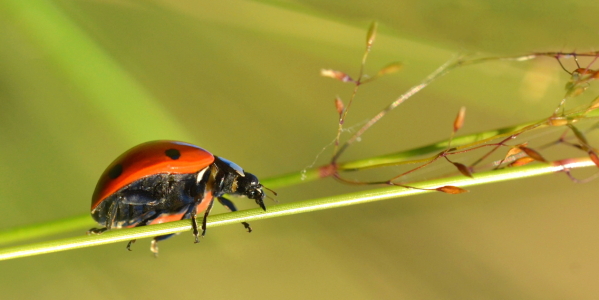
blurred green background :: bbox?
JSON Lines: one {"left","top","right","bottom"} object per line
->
{"left": 1, "top": 0, "right": 598, "bottom": 299}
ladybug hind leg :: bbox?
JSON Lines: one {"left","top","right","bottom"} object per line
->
{"left": 217, "top": 197, "right": 252, "bottom": 232}
{"left": 87, "top": 200, "right": 121, "bottom": 235}
{"left": 86, "top": 227, "right": 108, "bottom": 235}
{"left": 124, "top": 210, "right": 161, "bottom": 252}
{"left": 150, "top": 234, "right": 176, "bottom": 257}
{"left": 105, "top": 199, "right": 120, "bottom": 230}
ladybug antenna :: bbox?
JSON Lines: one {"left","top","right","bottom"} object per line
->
{"left": 263, "top": 186, "right": 278, "bottom": 203}
{"left": 265, "top": 194, "right": 278, "bottom": 203}
{"left": 263, "top": 186, "right": 277, "bottom": 196}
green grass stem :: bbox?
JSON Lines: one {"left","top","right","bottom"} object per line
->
{"left": 0, "top": 156, "right": 594, "bottom": 261}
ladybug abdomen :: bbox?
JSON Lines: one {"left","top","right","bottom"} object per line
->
{"left": 92, "top": 173, "right": 205, "bottom": 229}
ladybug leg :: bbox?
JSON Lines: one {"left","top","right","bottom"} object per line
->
{"left": 119, "top": 195, "right": 161, "bottom": 206}
{"left": 124, "top": 210, "right": 164, "bottom": 252}
{"left": 87, "top": 227, "right": 108, "bottom": 235}
{"left": 186, "top": 196, "right": 215, "bottom": 243}
{"left": 217, "top": 197, "right": 252, "bottom": 233}
{"left": 189, "top": 198, "right": 215, "bottom": 243}
{"left": 129, "top": 210, "right": 158, "bottom": 227}
{"left": 128, "top": 212, "right": 178, "bottom": 254}
{"left": 106, "top": 200, "right": 120, "bottom": 230}
{"left": 150, "top": 234, "right": 176, "bottom": 257}
{"left": 191, "top": 199, "right": 214, "bottom": 244}
{"left": 126, "top": 239, "right": 136, "bottom": 251}
{"left": 200, "top": 198, "right": 215, "bottom": 238}
{"left": 190, "top": 211, "right": 200, "bottom": 243}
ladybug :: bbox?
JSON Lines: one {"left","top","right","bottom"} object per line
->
{"left": 88, "top": 140, "right": 268, "bottom": 254}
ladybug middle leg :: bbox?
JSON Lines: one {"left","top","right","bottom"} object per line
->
{"left": 146, "top": 194, "right": 219, "bottom": 254}
{"left": 124, "top": 209, "right": 159, "bottom": 251}
{"left": 141, "top": 203, "right": 197, "bottom": 255}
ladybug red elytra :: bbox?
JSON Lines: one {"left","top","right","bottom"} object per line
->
{"left": 88, "top": 140, "right": 268, "bottom": 254}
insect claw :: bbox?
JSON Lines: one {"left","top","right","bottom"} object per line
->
{"left": 126, "top": 239, "right": 136, "bottom": 251}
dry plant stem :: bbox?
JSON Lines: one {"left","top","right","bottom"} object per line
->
{"left": 330, "top": 30, "right": 599, "bottom": 168}
{"left": 333, "top": 174, "right": 440, "bottom": 193}
{"left": 333, "top": 22, "right": 376, "bottom": 156}
{"left": 333, "top": 53, "right": 540, "bottom": 163}
{"left": 469, "top": 134, "right": 527, "bottom": 168}
{"left": 329, "top": 52, "right": 540, "bottom": 165}
{"left": 328, "top": 46, "right": 599, "bottom": 184}
{"left": 334, "top": 84, "right": 360, "bottom": 150}
{"left": 331, "top": 57, "right": 461, "bottom": 164}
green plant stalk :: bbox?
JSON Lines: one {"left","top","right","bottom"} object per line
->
{"left": 339, "top": 121, "right": 539, "bottom": 170}
{"left": 0, "top": 216, "right": 95, "bottom": 247}
{"left": 342, "top": 105, "right": 599, "bottom": 171}
{"left": 0, "top": 157, "right": 594, "bottom": 261}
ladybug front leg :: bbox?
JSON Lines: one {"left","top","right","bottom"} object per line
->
{"left": 217, "top": 197, "right": 252, "bottom": 232}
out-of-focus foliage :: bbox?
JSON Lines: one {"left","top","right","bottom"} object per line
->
{"left": 0, "top": 0, "right": 597, "bottom": 299}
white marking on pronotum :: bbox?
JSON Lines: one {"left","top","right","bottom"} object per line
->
{"left": 196, "top": 166, "right": 209, "bottom": 184}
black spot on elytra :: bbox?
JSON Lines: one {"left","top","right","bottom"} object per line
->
{"left": 165, "top": 148, "right": 181, "bottom": 160}
{"left": 108, "top": 164, "right": 123, "bottom": 179}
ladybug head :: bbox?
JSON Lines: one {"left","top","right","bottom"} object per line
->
{"left": 236, "top": 172, "right": 266, "bottom": 211}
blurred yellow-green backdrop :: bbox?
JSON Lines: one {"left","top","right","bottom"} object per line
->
{"left": 1, "top": 0, "right": 598, "bottom": 299}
